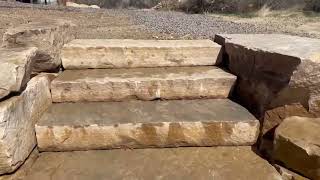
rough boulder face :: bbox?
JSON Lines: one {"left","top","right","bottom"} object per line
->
{"left": 215, "top": 34, "right": 320, "bottom": 117}
{"left": 0, "top": 75, "right": 52, "bottom": 174}
{"left": 215, "top": 34, "right": 320, "bottom": 154}
{"left": 0, "top": 47, "right": 37, "bottom": 100}
{"left": 273, "top": 116, "right": 320, "bottom": 180}
{"left": 259, "top": 103, "right": 316, "bottom": 157}
{"left": 2, "top": 20, "right": 74, "bottom": 72}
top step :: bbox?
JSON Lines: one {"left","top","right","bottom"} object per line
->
{"left": 61, "top": 39, "right": 221, "bottom": 69}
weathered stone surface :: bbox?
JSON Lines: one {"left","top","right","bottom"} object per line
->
{"left": 23, "top": 147, "right": 282, "bottom": 180}
{"left": 0, "top": 75, "right": 52, "bottom": 174}
{"left": 0, "top": 47, "right": 37, "bottom": 100}
{"left": 274, "top": 164, "right": 309, "bottom": 180}
{"left": 273, "top": 116, "right": 320, "bottom": 180}
{"left": 259, "top": 103, "right": 316, "bottom": 158}
{"left": 0, "top": 149, "right": 39, "bottom": 180}
{"left": 215, "top": 34, "right": 320, "bottom": 117}
{"left": 36, "top": 99, "right": 259, "bottom": 151}
{"left": 51, "top": 66, "right": 236, "bottom": 102}
{"left": 2, "top": 20, "right": 74, "bottom": 72}
{"left": 61, "top": 39, "right": 221, "bottom": 69}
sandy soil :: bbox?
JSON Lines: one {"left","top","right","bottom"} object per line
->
{"left": 0, "top": 1, "right": 319, "bottom": 43}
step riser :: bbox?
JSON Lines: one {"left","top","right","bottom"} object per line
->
{"left": 51, "top": 67, "right": 236, "bottom": 103}
{"left": 51, "top": 78, "right": 235, "bottom": 102}
{"left": 62, "top": 39, "right": 221, "bottom": 69}
{"left": 36, "top": 121, "right": 259, "bottom": 152}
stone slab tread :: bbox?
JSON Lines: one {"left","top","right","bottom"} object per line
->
{"left": 35, "top": 99, "right": 259, "bottom": 151}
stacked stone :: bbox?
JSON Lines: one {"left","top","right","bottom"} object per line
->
{"left": 0, "top": 19, "right": 73, "bottom": 175}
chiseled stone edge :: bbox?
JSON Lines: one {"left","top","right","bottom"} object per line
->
{"left": 0, "top": 75, "right": 52, "bottom": 174}
{"left": 51, "top": 71, "right": 236, "bottom": 102}
{"left": 36, "top": 121, "right": 259, "bottom": 152}
{"left": 61, "top": 39, "right": 221, "bottom": 69}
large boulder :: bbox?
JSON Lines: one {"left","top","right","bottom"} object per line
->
{"left": 0, "top": 75, "right": 52, "bottom": 174}
{"left": 215, "top": 34, "right": 320, "bottom": 136}
{"left": 0, "top": 47, "right": 37, "bottom": 100}
{"left": 273, "top": 116, "right": 320, "bottom": 180}
{"left": 215, "top": 34, "right": 320, "bottom": 158}
{"left": 2, "top": 20, "right": 74, "bottom": 72}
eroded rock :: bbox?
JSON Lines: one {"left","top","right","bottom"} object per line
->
{"left": 273, "top": 116, "right": 320, "bottom": 180}
{"left": 0, "top": 75, "right": 52, "bottom": 174}
{"left": 259, "top": 103, "right": 316, "bottom": 157}
{"left": 0, "top": 47, "right": 37, "bottom": 100}
{"left": 2, "top": 20, "right": 74, "bottom": 72}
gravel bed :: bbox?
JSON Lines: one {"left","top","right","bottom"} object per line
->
{"left": 127, "top": 10, "right": 315, "bottom": 39}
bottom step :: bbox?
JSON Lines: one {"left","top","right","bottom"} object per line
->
{"left": 36, "top": 99, "right": 259, "bottom": 151}
{"left": 22, "top": 147, "right": 281, "bottom": 180}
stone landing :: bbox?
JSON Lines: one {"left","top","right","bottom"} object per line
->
{"left": 21, "top": 147, "right": 282, "bottom": 180}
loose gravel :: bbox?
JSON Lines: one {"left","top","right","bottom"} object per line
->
{"left": 127, "top": 10, "right": 318, "bottom": 39}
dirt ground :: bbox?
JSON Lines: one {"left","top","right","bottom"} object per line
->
{"left": 0, "top": 3, "right": 174, "bottom": 42}
{"left": 0, "top": 1, "right": 320, "bottom": 43}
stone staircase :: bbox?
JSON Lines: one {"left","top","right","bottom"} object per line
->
{"left": 2, "top": 23, "right": 318, "bottom": 180}
{"left": 7, "top": 38, "right": 283, "bottom": 180}
{"left": 35, "top": 39, "right": 260, "bottom": 152}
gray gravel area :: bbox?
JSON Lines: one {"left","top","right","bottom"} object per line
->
{"left": 128, "top": 10, "right": 274, "bottom": 39}
{"left": 127, "top": 10, "right": 317, "bottom": 39}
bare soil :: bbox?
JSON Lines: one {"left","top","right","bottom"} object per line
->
{"left": 0, "top": 1, "right": 319, "bottom": 43}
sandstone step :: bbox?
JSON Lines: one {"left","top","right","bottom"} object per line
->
{"left": 35, "top": 99, "right": 259, "bottom": 151}
{"left": 51, "top": 66, "right": 236, "bottom": 102}
{"left": 61, "top": 39, "right": 221, "bottom": 69}
{"left": 21, "top": 147, "right": 281, "bottom": 180}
